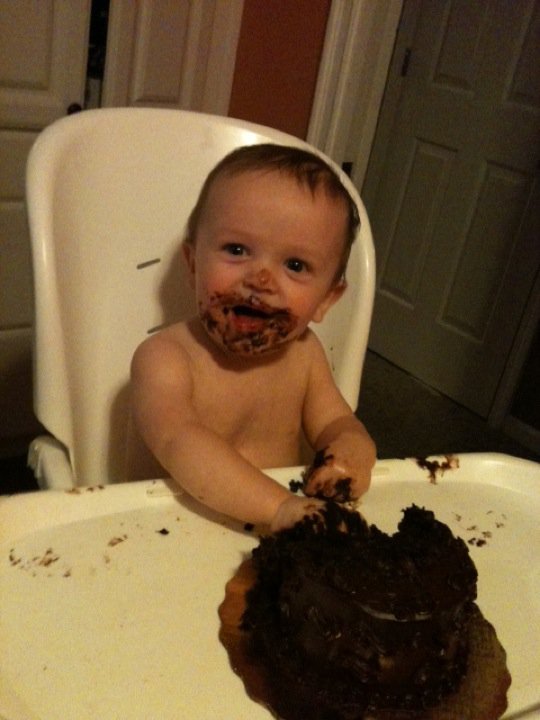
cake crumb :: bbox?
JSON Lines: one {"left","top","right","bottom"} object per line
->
{"left": 416, "top": 454, "right": 459, "bottom": 483}
{"left": 108, "top": 535, "right": 128, "bottom": 546}
{"left": 289, "top": 479, "right": 303, "bottom": 493}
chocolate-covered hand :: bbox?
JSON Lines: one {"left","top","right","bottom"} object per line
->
{"left": 270, "top": 495, "right": 326, "bottom": 533}
{"left": 303, "top": 443, "right": 372, "bottom": 502}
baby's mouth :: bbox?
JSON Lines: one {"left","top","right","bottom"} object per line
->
{"left": 200, "top": 292, "right": 298, "bottom": 356}
{"left": 231, "top": 298, "right": 277, "bottom": 320}
{"left": 229, "top": 298, "right": 283, "bottom": 332}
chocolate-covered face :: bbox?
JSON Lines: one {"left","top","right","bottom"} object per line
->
{"left": 201, "top": 292, "right": 298, "bottom": 357}
{"left": 184, "top": 169, "right": 348, "bottom": 359}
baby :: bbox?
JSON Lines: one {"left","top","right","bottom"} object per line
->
{"left": 130, "top": 144, "right": 376, "bottom": 531}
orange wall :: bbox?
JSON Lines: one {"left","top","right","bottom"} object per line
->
{"left": 229, "top": 0, "right": 331, "bottom": 139}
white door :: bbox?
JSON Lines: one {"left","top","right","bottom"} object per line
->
{"left": 102, "top": 0, "right": 243, "bottom": 115}
{"left": 363, "top": 0, "right": 540, "bottom": 417}
{"left": 0, "top": 0, "right": 90, "bottom": 441}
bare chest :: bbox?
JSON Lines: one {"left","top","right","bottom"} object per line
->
{"left": 190, "top": 353, "right": 309, "bottom": 462}
{"left": 195, "top": 362, "right": 304, "bottom": 429}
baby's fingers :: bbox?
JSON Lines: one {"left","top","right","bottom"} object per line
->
{"left": 270, "top": 496, "right": 326, "bottom": 533}
{"left": 303, "top": 467, "right": 355, "bottom": 502}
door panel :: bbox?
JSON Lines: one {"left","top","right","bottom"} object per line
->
{"left": 0, "top": 0, "right": 90, "bottom": 440}
{"left": 0, "top": 131, "right": 34, "bottom": 328}
{"left": 363, "top": 0, "right": 540, "bottom": 416}
{"left": 102, "top": 0, "right": 243, "bottom": 115}
{"left": 0, "top": 0, "right": 90, "bottom": 127}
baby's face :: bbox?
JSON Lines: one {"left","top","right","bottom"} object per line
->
{"left": 184, "top": 169, "right": 347, "bottom": 358}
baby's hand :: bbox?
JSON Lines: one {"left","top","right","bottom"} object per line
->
{"left": 303, "top": 444, "right": 373, "bottom": 502}
{"left": 270, "top": 495, "right": 326, "bottom": 533}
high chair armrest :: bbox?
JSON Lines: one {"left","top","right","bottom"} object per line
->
{"left": 27, "top": 435, "right": 75, "bottom": 490}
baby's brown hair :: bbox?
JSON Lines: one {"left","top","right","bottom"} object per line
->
{"left": 185, "top": 143, "right": 360, "bottom": 284}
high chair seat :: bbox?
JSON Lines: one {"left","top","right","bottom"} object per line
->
{"left": 26, "top": 108, "right": 375, "bottom": 489}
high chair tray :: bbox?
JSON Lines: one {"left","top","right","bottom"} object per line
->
{"left": 1, "top": 453, "right": 539, "bottom": 719}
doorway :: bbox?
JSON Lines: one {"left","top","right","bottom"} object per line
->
{"left": 361, "top": 0, "right": 540, "bottom": 421}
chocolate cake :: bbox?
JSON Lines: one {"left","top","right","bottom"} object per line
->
{"left": 232, "top": 503, "right": 510, "bottom": 719}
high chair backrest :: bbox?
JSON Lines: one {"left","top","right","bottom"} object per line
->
{"left": 27, "top": 108, "right": 375, "bottom": 487}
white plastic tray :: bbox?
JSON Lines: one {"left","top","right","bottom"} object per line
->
{"left": 1, "top": 453, "right": 539, "bottom": 719}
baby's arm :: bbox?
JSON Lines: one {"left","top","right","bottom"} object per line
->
{"left": 302, "top": 334, "right": 376, "bottom": 501}
{"left": 130, "top": 332, "right": 320, "bottom": 528}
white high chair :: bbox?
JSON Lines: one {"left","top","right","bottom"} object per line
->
{"left": 26, "top": 108, "right": 375, "bottom": 490}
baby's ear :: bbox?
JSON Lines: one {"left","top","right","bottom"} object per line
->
{"left": 182, "top": 242, "right": 196, "bottom": 281}
{"left": 312, "top": 281, "right": 347, "bottom": 324}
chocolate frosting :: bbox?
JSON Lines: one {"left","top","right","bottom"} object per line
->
{"left": 241, "top": 503, "right": 478, "bottom": 714}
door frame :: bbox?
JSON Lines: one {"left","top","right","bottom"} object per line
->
{"left": 489, "top": 266, "right": 540, "bottom": 451}
{"left": 307, "top": 0, "right": 403, "bottom": 188}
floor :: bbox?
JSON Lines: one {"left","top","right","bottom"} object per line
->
{"left": 1, "top": 350, "right": 538, "bottom": 495}
{"left": 0, "top": 452, "right": 39, "bottom": 495}
{"left": 358, "top": 351, "right": 539, "bottom": 463}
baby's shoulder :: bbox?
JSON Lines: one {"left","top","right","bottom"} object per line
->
{"left": 279, "top": 328, "right": 327, "bottom": 375}
{"left": 132, "top": 321, "right": 194, "bottom": 376}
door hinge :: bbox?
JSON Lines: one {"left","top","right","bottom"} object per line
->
{"left": 401, "top": 48, "right": 412, "bottom": 77}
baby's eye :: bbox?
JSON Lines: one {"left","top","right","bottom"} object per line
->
{"left": 223, "top": 243, "right": 246, "bottom": 256}
{"left": 285, "top": 258, "right": 307, "bottom": 273}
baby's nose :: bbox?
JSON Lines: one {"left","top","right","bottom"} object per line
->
{"left": 256, "top": 268, "right": 272, "bottom": 286}
{"left": 244, "top": 267, "right": 276, "bottom": 292}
